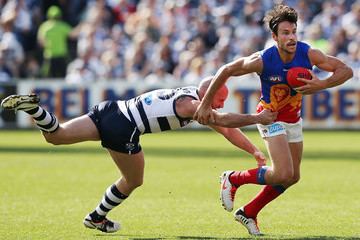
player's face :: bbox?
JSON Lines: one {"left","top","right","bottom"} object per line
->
{"left": 273, "top": 21, "right": 297, "bottom": 54}
{"left": 211, "top": 86, "right": 228, "bottom": 109}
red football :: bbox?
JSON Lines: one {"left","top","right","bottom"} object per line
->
{"left": 286, "top": 67, "right": 312, "bottom": 88}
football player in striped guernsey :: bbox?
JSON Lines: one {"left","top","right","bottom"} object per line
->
{"left": 1, "top": 76, "right": 276, "bottom": 233}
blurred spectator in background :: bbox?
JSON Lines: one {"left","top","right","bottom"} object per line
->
{"left": 65, "top": 43, "right": 102, "bottom": 84}
{"left": 303, "top": 23, "right": 329, "bottom": 54}
{"left": 2, "top": 0, "right": 33, "bottom": 50}
{"left": 194, "top": 17, "right": 219, "bottom": 50}
{"left": 183, "top": 56, "right": 206, "bottom": 85}
{"left": 345, "top": 40, "right": 360, "bottom": 81}
{"left": 100, "top": 49, "right": 124, "bottom": 80}
{"left": 23, "top": 55, "right": 40, "bottom": 78}
{"left": 97, "top": 36, "right": 125, "bottom": 81}
{"left": 150, "top": 35, "right": 176, "bottom": 74}
{"left": 329, "top": 28, "right": 350, "bottom": 56}
{"left": 0, "top": 9, "right": 24, "bottom": 78}
{"left": 173, "top": 50, "right": 193, "bottom": 80}
{"left": 110, "top": 0, "right": 137, "bottom": 26}
{"left": 144, "top": 61, "right": 176, "bottom": 85}
{"left": 37, "top": 5, "right": 76, "bottom": 78}
{"left": 124, "top": 31, "right": 152, "bottom": 81}
{"left": 0, "top": 51, "right": 12, "bottom": 82}
{"left": 1, "top": 0, "right": 42, "bottom": 78}
{"left": 312, "top": 1, "right": 343, "bottom": 39}
{"left": 341, "top": 1, "right": 360, "bottom": 39}
{"left": 0, "top": 0, "right": 358, "bottom": 82}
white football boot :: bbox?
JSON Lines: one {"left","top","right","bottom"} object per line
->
{"left": 83, "top": 214, "right": 120, "bottom": 233}
{"left": 1, "top": 94, "right": 40, "bottom": 111}
{"left": 234, "top": 207, "right": 262, "bottom": 236}
{"left": 220, "top": 170, "right": 238, "bottom": 212}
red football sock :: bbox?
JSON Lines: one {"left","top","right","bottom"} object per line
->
{"left": 229, "top": 167, "right": 268, "bottom": 187}
{"left": 243, "top": 185, "right": 286, "bottom": 219}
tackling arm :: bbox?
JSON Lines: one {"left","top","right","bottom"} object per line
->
{"left": 194, "top": 53, "right": 263, "bottom": 124}
{"left": 211, "top": 126, "right": 266, "bottom": 166}
{"left": 210, "top": 109, "right": 277, "bottom": 127}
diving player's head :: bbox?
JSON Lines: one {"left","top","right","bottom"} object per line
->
{"left": 198, "top": 76, "right": 228, "bottom": 109}
{"left": 264, "top": 4, "right": 298, "bottom": 54}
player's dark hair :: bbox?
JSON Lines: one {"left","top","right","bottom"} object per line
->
{"left": 263, "top": 5, "right": 298, "bottom": 35}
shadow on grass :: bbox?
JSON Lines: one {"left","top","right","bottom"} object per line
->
{"left": 0, "top": 146, "right": 359, "bottom": 161}
{"left": 267, "top": 236, "right": 360, "bottom": 240}
{"left": 94, "top": 234, "right": 360, "bottom": 240}
{"left": 0, "top": 146, "right": 104, "bottom": 154}
{"left": 145, "top": 147, "right": 360, "bottom": 161}
{"left": 94, "top": 235, "right": 251, "bottom": 239}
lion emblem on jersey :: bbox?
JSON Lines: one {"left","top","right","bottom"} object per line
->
{"left": 288, "top": 92, "right": 303, "bottom": 112}
{"left": 269, "top": 84, "right": 291, "bottom": 110}
{"left": 260, "top": 84, "right": 303, "bottom": 112}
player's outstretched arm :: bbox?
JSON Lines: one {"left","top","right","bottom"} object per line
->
{"left": 194, "top": 53, "right": 263, "bottom": 124}
{"left": 210, "top": 125, "right": 267, "bottom": 166}
{"left": 210, "top": 109, "right": 277, "bottom": 128}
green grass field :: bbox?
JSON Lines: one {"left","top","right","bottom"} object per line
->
{"left": 0, "top": 130, "right": 359, "bottom": 239}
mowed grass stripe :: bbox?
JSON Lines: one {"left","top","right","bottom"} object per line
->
{"left": 0, "top": 130, "right": 359, "bottom": 239}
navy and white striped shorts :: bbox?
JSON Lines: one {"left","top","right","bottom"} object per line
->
{"left": 88, "top": 101, "right": 142, "bottom": 154}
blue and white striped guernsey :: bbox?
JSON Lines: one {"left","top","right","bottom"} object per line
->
{"left": 117, "top": 87, "right": 199, "bottom": 134}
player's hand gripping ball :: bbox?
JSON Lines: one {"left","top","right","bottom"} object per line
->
{"left": 286, "top": 67, "right": 312, "bottom": 88}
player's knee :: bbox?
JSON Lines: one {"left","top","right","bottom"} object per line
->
{"left": 47, "top": 139, "right": 62, "bottom": 145}
{"left": 273, "top": 169, "right": 294, "bottom": 184}
{"left": 289, "top": 174, "right": 300, "bottom": 185}
{"left": 44, "top": 134, "right": 62, "bottom": 145}
{"left": 43, "top": 127, "right": 69, "bottom": 145}
{"left": 128, "top": 178, "right": 143, "bottom": 189}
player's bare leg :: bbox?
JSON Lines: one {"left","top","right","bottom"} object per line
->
{"left": 262, "top": 134, "right": 296, "bottom": 185}
{"left": 286, "top": 142, "right": 302, "bottom": 187}
{"left": 220, "top": 135, "right": 295, "bottom": 213}
{"left": 108, "top": 149, "right": 145, "bottom": 196}
{"left": 235, "top": 140, "right": 303, "bottom": 235}
{"left": 84, "top": 149, "right": 145, "bottom": 233}
{"left": 43, "top": 115, "right": 100, "bottom": 145}
{"left": 230, "top": 134, "right": 295, "bottom": 235}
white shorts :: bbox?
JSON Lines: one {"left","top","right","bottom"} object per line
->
{"left": 257, "top": 119, "right": 303, "bottom": 143}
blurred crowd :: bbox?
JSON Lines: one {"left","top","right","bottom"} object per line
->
{"left": 0, "top": 0, "right": 359, "bottom": 84}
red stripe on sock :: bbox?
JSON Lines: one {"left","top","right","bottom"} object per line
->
{"left": 243, "top": 185, "right": 283, "bottom": 219}
{"left": 229, "top": 168, "right": 260, "bottom": 187}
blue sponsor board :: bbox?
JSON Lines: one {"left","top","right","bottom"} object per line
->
{"left": 17, "top": 81, "right": 360, "bottom": 129}
{"left": 233, "top": 88, "right": 360, "bottom": 127}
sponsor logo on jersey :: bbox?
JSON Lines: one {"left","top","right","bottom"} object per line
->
{"left": 144, "top": 95, "right": 152, "bottom": 105}
{"left": 182, "top": 88, "right": 192, "bottom": 94}
{"left": 269, "top": 123, "right": 285, "bottom": 134}
{"left": 125, "top": 143, "right": 135, "bottom": 151}
{"left": 158, "top": 89, "right": 176, "bottom": 100}
{"left": 269, "top": 75, "right": 282, "bottom": 82}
